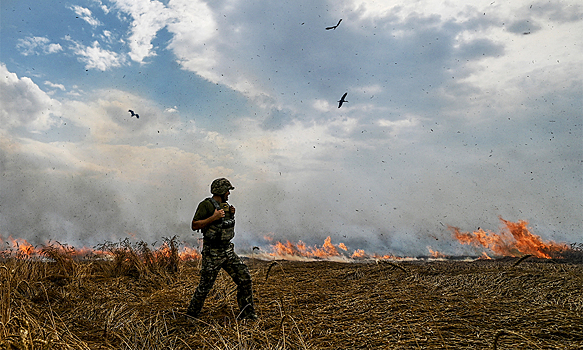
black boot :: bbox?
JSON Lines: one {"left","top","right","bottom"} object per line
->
{"left": 236, "top": 291, "right": 257, "bottom": 320}
{"left": 186, "top": 297, "right": 204, "bottom": 318}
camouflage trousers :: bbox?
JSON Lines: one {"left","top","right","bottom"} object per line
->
{"left": 187, "top": 243, "right": 255, "bottom": 318}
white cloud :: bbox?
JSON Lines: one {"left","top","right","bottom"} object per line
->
{"left": 92, "top": 0, "right": 111, "bottom": 14}
{"left": 108, "top": 0, "right": 223, "bottom": 84}
{"left": 44, "top": 81, "right": 66, "bottom": 91}
{"left": 16, "top": 36, "right": 63, "bottom": 56}
{"left": 313, "top": 99, "right": 333, "bottom": 112}
{"left": 99, "top": 30, "right": 120, "bottom": 45}
{"left": 164, "top": 0, "right": 218, "bottom": 76}
{"left": 70, "top": 5, "right": 102, "bottom": 27}
{"left": 378, "top": 117, "right": 420, "bottom": 132}
{"left": 69, "top": 40, "right": 124, "bottom": 71}
{"left": 111, "top": 0, "right": 175, "bottom": 63}
{"left": 0, "top": 63, "right": 60, "bottom": 132}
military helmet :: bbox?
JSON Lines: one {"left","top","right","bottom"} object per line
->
{"left": 211, "top": 178, "right": 234, "bottom": 195}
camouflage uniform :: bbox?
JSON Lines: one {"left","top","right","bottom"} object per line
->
{"left": 187, "top": 179, "right": 256, "bottom": 319}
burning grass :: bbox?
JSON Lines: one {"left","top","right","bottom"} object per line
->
{"left": 1, "top": 240, "right": 582, "bottom": 349}
{"left": 449, "top": 218, "right": 572, "bottom": 260}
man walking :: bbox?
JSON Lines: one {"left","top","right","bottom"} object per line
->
{"left": 187, "top": 178, "right": 258, "bottom": 320}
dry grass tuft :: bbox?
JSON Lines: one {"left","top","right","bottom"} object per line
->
{"left": 94, "top": 236, "right": 181, "bottom": 279}
{"left": 375, "top": 259, "right": 407, "bottom": 273}
{"left": 511, "top": 254, "right": 533, "bottom": 267}
{"left": 265, "top": 261, "right": 281, "bottom": 281}
{"left": 41, "top": 243, "right": 76, "bottom": 276}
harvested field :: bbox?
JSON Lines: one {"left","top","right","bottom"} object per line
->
{"left": 1, "top": 250, "right": 582, "bottom": 349}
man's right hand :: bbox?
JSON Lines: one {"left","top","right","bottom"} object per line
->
{"left": 211, "top": 209, "right": 225, "bottom": 221}
{"left": 192, "top": 209, "right": 225, "bottom": 231}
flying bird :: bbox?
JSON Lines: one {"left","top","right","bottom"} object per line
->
{"left": 326, "top": 19, "right": 342, "bottom": 30}
{"left": 337, "top": 92, "right": 348, "bottom": 108}
{"left": 128, "top": 110, "right": 139, "bottom": 119}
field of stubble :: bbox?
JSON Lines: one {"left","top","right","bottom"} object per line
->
{"left": 1, "top": 249, "right": 582, "bottom": 350}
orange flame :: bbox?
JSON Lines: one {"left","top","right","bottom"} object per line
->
{"left": 1, "top": 236, "right": 41, "bottom": 258}
{"left": 351, "top": 249, "right": 368, "bottom": 259}
{"left": 0, "top": 235, "right": 201, "bottom": 261}
{"left": 265, "top": 235, "right": 418, "bottom": 261}
{"left": 270, "top": 236, "right": 350, "bottom": 259}
{"left": 428, "top": 247, "right": 448, "bottom": 258}
{"left": 268, "top": 236, "right": 408, "bottom": 261}
{"left": 449, "top": 217, "right": 568, "bottom": 258}
{"left": 373, "top": 254, "right": 399, "bottom": 260}
{"left": 16, "top": 238, "right": 36, "bottom": 256}
{"left": 178, "top": 245, "right": 202, "bottom": 260}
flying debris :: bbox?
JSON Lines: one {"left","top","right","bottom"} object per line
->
{"left": 326, "top": 19, "right": 342, "bottom": 30}
{"left": 128, "top": 110, "right": 140, "bottom": 119}
{"left": 337, "top": 92, "right": 348, "bottom": 108}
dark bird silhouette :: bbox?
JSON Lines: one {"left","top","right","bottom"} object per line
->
{"left": 128, "top": 109, "right": 139, "bottom": 118}
{"left": 326, "top": 19, "right": 342, "bottom": 30}
{"left": 337, "top": 92, "right": 348, "bottom": 108}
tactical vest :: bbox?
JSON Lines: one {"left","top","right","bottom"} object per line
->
{"left": 202, "top": 197, "right": 235, "bottom": 246}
